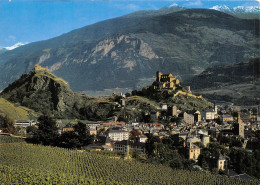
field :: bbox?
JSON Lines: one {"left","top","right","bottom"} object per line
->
{"left": 0, "top": 143, "right": 258, "bottom": 184}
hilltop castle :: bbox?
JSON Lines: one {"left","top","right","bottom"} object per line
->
{"left": 33, "top": 64, "right": 49, "bottom": 72}
{"left": 153, "top": 71, "right": 180, "bottom": 90}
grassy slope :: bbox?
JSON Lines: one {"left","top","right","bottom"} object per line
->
{"left": 126, "top": 96, "right": 161, "bottom": 109}
{"left": 0, "top": 98, "right": 39, "bottom": 121}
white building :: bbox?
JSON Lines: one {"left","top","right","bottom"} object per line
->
{"left": 135, "top": 135, "right": 148, "bottom": 143}
{"left": 161, "top": 104, "right": 168, "bottom": 110}
{"left": 15, "top": 120, "right": 36, "bottom": 127}
{"left": 107, "top": 130, "right": 129, "bottom": 141}
{"left": 184, "top": 112, "right": 194, "bottom": 125}
{"left": 203, "top": 105, "right": 218, "bottom": 120}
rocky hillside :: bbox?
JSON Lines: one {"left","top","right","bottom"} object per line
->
{"left": 0, "top": 9, "right": 259, "bottom": 93}
{"left": 0, "top": 66, "right": 116, "bottom": 120}
{"left": 184, "top": 58, "right": 260, "bottom": 105}
{"left": 185, "top": 58, "right": 260, "bottom": 89}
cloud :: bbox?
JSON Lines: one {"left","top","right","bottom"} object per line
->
{"left": 4, "top": 42, "right": 28, "bottom": 50}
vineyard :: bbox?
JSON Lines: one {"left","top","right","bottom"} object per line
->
{"left": 0, "top": 135, "right": 21, "bottom": 144}
{"left": 0, "top": 144, "right": 258, "bottom": 184}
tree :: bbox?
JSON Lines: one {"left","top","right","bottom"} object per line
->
{"left": 0, "top": 115, "right": 16, "bottom": 134}
{"left": 58, "top": 132, "right": 81, "bottom": 149}
{"left": 73, "top": 122, "right": 93, "bottom": 147}
{"left": 58, "top": 122, "right": 93, "bottom": 149}
{"left": 26, "top": 126, "right": 37, "bottom": 135}
{"left": 145, "top": 134, "right": 160, "bottom": 157}
{"left": 29, "top": 115, "right": 59, "bottom": 146}
{"left": 130, "top": 129, "right": 142, "bottom": 139}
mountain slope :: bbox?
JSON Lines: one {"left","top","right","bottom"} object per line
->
{"left": 184, "top": 58, "right": 260, "bottom": 105}
{"left": 0, "top": 9, "right": 259, "bottom": 92}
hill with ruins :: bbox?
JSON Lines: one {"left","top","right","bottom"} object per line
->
{"left": 0, "top": 66, "right": 212, "bottom": 120}
{"left": 0, "top": 65, "right": 116, "bottom": 120}
{"left": 132, "top": 71, "right": 213, "bottom": 111}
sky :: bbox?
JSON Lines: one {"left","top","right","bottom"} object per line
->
{"left": 0, "top": 0, "right": 259, "bottom": 48}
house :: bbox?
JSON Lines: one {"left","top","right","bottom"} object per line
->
{"left": 200, "top": 134, "right": 210, "bottom": 147}
{"left": 86, "top": 144, "right": 103, "bottom": 151}
{"left": 183, "top": 111, "right": 201, "bottom": 125}
{"left": 107, "top": 129, "right": 129, "bottom": 141}
{"left": 15, "top": 120, "right": 36, "bottom": 127}
{"left": 131, "top": 142, "right": 146, "bottom": 154}
{"left": 102, "top": 122, "right": 125, "bottom": 126}
{"left": 169, "top": 105, "right": 178, "bottom": 117}
{"left": 205, "top": 153, "right": 227, "bottom": 171}
{"left": 217, "top": 154, "right": 226, "bottom": 171}
{"left": 221, "top": 114, "right": 234, "bottom": 123}
{"left": 101, "top": 145, "right": 113, "bottom": 151}
{"left": 62, "top": 126, "right": 74, "bottom": 133}
{"left": 114, "top": 140, "right": 146, "bottom": 154}
{"left": 114, "top": 140, "right": 130, "bottom": 153}
{"left": 134, "top": 135, "right": 148, "bottom": 143}
{"left": 184, "top": 112, "right": 195, "bottom": 125}
{"left": 203, "top": 106, "right": 217, "bottom": 120}
{"left": 86, "top": 123, "right": 100, "bottom": 130}
{"left": 90, "top": 128, "right": 97, "bottom": 135}
{"left": 161, "top": 104, "right": 168, "bottom": 111}
{"left": 187, "top": 142, "right": 201, "bottom": 161}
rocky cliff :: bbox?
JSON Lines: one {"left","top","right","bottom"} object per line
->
{"left": 0, "top": 66, "right": 116, "bottom": 119}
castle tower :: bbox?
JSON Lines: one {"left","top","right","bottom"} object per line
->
{"left": 34, "top": 64, "right": 48, "bottom": 72}
{"left": 156, "top": 71, "right": 162, "bottom": 82}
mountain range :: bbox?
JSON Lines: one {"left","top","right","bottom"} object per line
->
{"left": 211, "top": 5, "right": 260, "bottom": 19}
{"left": 0, "top": 8, "right": 259, "bottom": 98}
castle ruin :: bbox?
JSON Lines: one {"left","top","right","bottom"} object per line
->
{"left": 154, "top": 71, "right": 180, "bottom": 90}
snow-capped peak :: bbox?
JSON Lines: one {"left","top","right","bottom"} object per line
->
{"left": 211, "top": 5, "right": 260, "bottom": 14}
{"left": 169, "top": 3, "right": 179, "bottom": 8}
{"left": 4, "top": 42, "right": 26, "bottom": 50}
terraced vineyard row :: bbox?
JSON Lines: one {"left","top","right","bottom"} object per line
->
{"left": 0, "top": 135, "right": 21, "bottom": 144}
{"left": 0, "top": 144, "right": 258, "bottom": 184}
